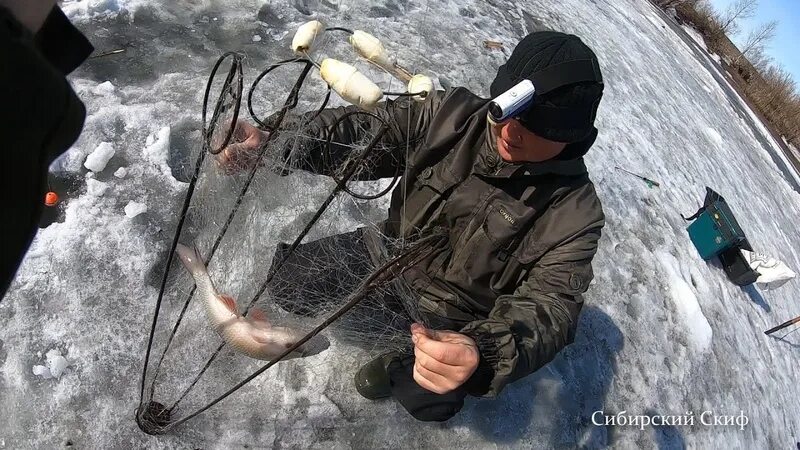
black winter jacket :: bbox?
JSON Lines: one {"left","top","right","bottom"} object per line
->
{"left": 281, "top": 87, "right": 605, "bottom": 396}
{"left": 0, "top": 6, "right": 92, "bottom": 299}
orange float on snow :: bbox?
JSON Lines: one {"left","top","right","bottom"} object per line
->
{"left": 44, "top": 191, "right": 59, "bottom": 207}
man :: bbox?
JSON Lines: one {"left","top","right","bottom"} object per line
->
{"left": 219, "top": 31, "right": 605, "bottom": 422}
{"left": 0, "top": 1, "right": 93, "bottom": 299}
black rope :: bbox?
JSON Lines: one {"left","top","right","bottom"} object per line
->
{"left": 205, "top": 53, "right": 244, "bottom": 155}
{"left": 137, "top": 137, "right": 207, "bottom": 417}
{"left": 147, "top": 285, "right": 193, "bottom": 403}
{"left": 145, "top": 52, "right": 247, "bottom": 402}
{"left": 248, "top": 57, "right": 331, "bottom": 130}
{"left": 138, "top": 51, "right": 244, "bottom": 420}
{"left": 325, "top": 26, "right": 354, "bottom": 34}
{"left": 165, "top": 120, "right": 392, "bottom": 415}
{"left": 383, "top": 90, "right": 427, "bottom": 98}
{"left": 143, "top": 58, "right": 318, "bottom": 407}
{"left": 323, "top": 110, "right": 402, "bottom": 201}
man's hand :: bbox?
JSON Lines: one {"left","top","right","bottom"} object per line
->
{"left": 215, "top": 120, "right": 270, "bottom": 175}
{"left": 410, "top": 323, "right": 479, "bottom": 395}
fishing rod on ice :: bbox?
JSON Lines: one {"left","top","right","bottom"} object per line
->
{"left": 765, "top": 315, "right": 800, "bottom": 336}
{"left": 615, "top": 166, "right": 661, "bottom": 188}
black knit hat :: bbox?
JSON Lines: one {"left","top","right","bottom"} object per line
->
{"left": 491, "top": 31, "right": 604, "bottom": 143}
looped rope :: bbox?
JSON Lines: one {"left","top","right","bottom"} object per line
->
{"left": 203, "top": 52, "right": 244, "bottom": 155}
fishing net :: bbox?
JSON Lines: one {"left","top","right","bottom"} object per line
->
{"left": 138, "top": 35, "right": 440, "bottom": 432}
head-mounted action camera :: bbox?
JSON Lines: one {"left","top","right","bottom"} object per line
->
{"left": 487, "top": 79, "right": 536, "bottom": 125}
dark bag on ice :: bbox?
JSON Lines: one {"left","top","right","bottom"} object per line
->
{"left": 682, "top": 187, "right": 759, "bottom": 286}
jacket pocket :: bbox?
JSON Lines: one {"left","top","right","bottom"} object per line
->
{"left": 446, "top": 202, "right": 524, "bottom": 294}
{"left": 400, "top": 167, "right": 457, "bottom": 234}
{"left": 482, "top": 203, "right": 522, "bottom": 248}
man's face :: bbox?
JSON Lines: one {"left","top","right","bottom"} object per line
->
{"left": 493, "top": 119, "right": 567, "bottom": 163}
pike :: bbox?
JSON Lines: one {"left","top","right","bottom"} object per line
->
{"left": 175, "top": 243, "right": 328, "bottom": 360}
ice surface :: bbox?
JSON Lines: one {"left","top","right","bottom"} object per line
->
{"left": 2, "top": 0, "right": 799, "bottom": 448}
{"left": 83, "top": 142, "right": 115, "bottom": 172}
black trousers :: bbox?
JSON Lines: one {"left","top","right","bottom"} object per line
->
{"left": 267, "top": 228, "right": 467, "bottom": 422}
{"left": 388, "top": 354, "right": 468, "bottom": 422}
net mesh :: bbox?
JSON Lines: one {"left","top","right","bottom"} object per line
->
{"left": 146, "top": 37, "right": 437, "bottom": 417}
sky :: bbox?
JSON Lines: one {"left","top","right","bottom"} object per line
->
{"left": 708, "top": 0, "right": 800, "bottom": 83}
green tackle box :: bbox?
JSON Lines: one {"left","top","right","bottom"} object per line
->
{"left": 687, "top": 200, "right": 747, "bottom": 260}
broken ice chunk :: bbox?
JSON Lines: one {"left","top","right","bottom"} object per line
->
{"left": 84, "top": 142, "right": 115, "bottom": 172}
{"left": 32, "top": 365, "right": 52, "bottom": 379}
{"left": 33, "top": 349, "right": 69, "bottom": 379}
{"left": 144, "top": 127, "right": 171, "bottom": 164}
{"left": 86, "top": 178, "right": 109, "bottom": 197}
{"left": 46, "top": 349, "right": 69, "bottom": 379}
{"left": 92, "top": 81, "right": 115, "bottom": 95}
{"left": 124, "top": 201, "right": 147, "bottom": 218}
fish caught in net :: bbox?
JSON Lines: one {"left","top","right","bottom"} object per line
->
{"left": 137, "top": 25, "right": 440, "bottom": 432}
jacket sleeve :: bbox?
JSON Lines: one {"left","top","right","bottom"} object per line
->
{"left": 271, "top": 90, "right": 446, "bottom": 180}
{"left": 0, "top": 6, "right": 91, "bottom": 300}
{"left": 460, "top": 227, "right": 602, "bottom": 397}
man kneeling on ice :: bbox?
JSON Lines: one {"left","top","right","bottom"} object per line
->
{"left": 218, "top": 31, "right": 605, "bottom": 422}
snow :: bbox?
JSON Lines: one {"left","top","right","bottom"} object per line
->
{"left": 124, "top": 201, "right": 148, "bottom": 218}
{"left": 681, "top": 25, "right": 708, "bottom": 52}
{"left": 92, "top": 81, "right": 116, "bottom": 95}
{"left": 86, "top": 178, "right": 109, "bottom": 197}
{"left": 704, "top": 127, "right": 723, "bottom": 147}
{"left": 143, "top": 126, "right": 178, "bottom": 183}
{"left": 83, "top": 142, "right": 115, "bottom": 172}
{"left": 2, "top": 0, "right": 799, "bottom": 448}
{"left": 656, "top": 251, "right": 713, "bottom": 353}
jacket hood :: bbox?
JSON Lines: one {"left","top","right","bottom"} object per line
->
{"left": 555, "top": 127, "right": 598, "bottom": 160}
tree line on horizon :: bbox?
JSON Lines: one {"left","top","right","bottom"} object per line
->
{"left": 655, "top": 0, "right": 799, "bottom": 149}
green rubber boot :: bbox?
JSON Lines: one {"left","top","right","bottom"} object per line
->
{"left": 354, "top": 351, "right": 400, "bottom": 400}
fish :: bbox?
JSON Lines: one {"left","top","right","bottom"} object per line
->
{"left": 175, "top": 243, "right": 328, "bottom": 361}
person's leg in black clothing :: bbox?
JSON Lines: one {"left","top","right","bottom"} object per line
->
{"left": 387, "top": 353, "right": 468, "bottom": 422}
